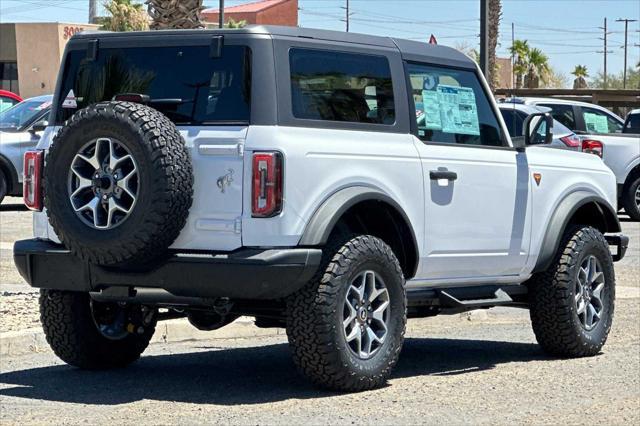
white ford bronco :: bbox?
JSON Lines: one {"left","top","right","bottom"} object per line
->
{"left": 14, "top": 26, "right": 629, "bottom": 391}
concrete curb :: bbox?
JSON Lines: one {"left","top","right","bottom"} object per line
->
{"left": 0, "top": 316, "right": 282, "bottom": 357}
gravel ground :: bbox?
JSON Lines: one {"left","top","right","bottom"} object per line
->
{"left": 0, "top": 198, "right": 639, "bottom": 424}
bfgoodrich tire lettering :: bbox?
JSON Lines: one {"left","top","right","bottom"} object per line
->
{"left": 528, "top": 226, "right": 615, "bottom": 357}
{"left": 286, "top": 235, "right": 406, "bottom": 391}
{"left": 44, "top": 101, "right": 193, "bottom": 266}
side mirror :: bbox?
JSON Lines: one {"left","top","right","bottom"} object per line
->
{"left": 523, "top": 112, "right": 553, "bottom": 147}
{"left": 29, "top": 119, "right": 48, "bottom": 134}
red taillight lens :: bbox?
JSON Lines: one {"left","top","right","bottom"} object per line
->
{"left": 23, "top": 150, "right": 44, "bottom": 211}
{"left": 582, "top": 139, "right": 604, "bottom": 158}
{"left": 252, "top": 152, "right": 283, "bottom": 218}
{"left": 560, "top": 134, "right": 581, "bottom": 148}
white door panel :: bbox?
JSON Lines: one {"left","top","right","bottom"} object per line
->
{"left": 415, "top": 140, "right": 531, "bottom": 279}
{"left": 170, "top": 126, "right": 246, "bottom": 251}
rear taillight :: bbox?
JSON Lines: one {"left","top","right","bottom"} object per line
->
{"left": 560, "top": 134, "right": 581, "bottom": 148}
{"left": 252, "top": 152, "right": 283, "bottom": 218}
{"left": 582, "top": 139, "right": 604, "bottom": 158}
{"left": 23, "top": 150, "right": 44, "bottom": 211}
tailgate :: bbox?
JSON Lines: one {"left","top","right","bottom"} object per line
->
{"left": 170, "top": 126, "right": 246, "bottom": 251}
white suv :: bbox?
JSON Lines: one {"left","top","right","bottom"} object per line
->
{"left": 15, "top": 27, "right": 628, "bottom": 391}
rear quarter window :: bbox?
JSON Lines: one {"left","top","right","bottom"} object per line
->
{"left": 289, "top": 48, "right": 395, "bottom": 125}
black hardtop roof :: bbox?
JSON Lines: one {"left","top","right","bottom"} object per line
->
{"left": 71, "top": 25, "right": 475, "bottom": 68}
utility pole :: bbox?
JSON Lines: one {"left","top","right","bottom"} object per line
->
{"left": 341, "top": 0, "right": 351, "bottom": 32}
{"left": 511, "top": 22, "right": 515, "bottom": 90}
{"left": 479, "top": 0, "right": 489, "bottom": 79}
{"left": 598, "top": 18, "right": 612, "bottom": 89}
{"left": 219, "top": 0, "right": 225, "bottom": 28}
{"left": 88, "top": 0, "right": 97, "bottom": 24}
{"left": 616, "top": 18, "right": 638, "bottom": 89}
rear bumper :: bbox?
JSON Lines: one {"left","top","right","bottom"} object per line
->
{"left": 606, "top": 234, "right": 629, "bottom": 262}
{"left": 13, "top": 239, "right": 322, "bottom": 300}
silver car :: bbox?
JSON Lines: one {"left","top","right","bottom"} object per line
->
{"left": 498, "top": 103, "right": 581, "bottom": 150}
{"left": 0, "top": 94, "right": 52, "bottom": 203}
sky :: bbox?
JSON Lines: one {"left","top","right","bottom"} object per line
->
{"left": 1, "top": 0, "right": 638, "bottom": 83}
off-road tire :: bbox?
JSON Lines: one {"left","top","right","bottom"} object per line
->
{"left": 286, "top": 235, "right": 406, "bottom": 391}
{"left": 528, "top": 226, "right": 615, "bottom": 357}
{"left": 40, "top": 290, "right": 155, "bottom": 369}
{"left": 44, "top": 101, "right": 193, "bottom": 266}
{"left": 621, "top": 176, "right": 640, "bottom": 221}
{"left": 0, "top": 169, "right": 7, "bottom": 204}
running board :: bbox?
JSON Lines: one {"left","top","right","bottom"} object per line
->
{"left": 439, "top": 288, "right": 512, "bottom": 309}
{"left": 407, "top": 284, "right": 527, "bottom": 317}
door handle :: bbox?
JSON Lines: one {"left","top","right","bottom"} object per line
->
{"left": 429, "top": 170, "right": 458, "bottom": 181}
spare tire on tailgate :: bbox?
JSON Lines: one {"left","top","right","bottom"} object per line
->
{"left": 45, "top": 101, "right": 193, "bottom": 266}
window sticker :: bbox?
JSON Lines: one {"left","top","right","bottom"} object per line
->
{"left": 436, "top": 84, "right": 480, "bottom": 136}
{"left": 583, "top": 112, "right": 609, "bottom": 134}
{"left": 62, "top": 90, "right": 77, "bottom": 109}
{"left": 421, "top": 90, "right": 443, "bottom": 130}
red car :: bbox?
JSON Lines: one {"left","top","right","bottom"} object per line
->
{"left": 0, "top": 90, "right": 22, "bottom": 112}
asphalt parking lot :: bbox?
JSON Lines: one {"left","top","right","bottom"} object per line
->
{"left": 0, "top": 198, "right": 638, "bottom": 424}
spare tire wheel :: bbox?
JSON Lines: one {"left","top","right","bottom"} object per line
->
{"left": 45, "top": 101, "right": 193, "bottom": 266}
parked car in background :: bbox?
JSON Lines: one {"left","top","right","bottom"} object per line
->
{"left": 0, "top": 94, "right": 52, "bottom": 203}
{"left": 623, "top": 109, "right": 640, "bottom": 134}
{"left": 0, "top": 90, "right": 22, "bottom": 112}
{"left": 501, "top": 97, "right": 625, "bottom": 135}
{"left": 498, "top": 103, "right": 581, "bottom": 149}
{"left": 500, "top": 97, "right": 640, "bottom": 221}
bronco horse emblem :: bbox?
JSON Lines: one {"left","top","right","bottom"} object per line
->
{"left": 216, "top": 169, "right": 234, "bottom": 193}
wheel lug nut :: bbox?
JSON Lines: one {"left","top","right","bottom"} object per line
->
{"left": 102, "top": 194, "right": 108, "bottom": 200}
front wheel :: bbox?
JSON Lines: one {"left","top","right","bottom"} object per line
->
{"left": 40, "top": 290, "right": 157, "bottom": 369}
{"left": 286, "top": 235, "right": 406, "bottom": 391}
{"left": 529, "top": 226, "right": 615, "bottom": 357}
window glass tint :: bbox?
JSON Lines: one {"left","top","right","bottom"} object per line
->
{"left": 289, "top": 48, "right": 395, "bottom": 125}
{"left": 625, "top": 113, "right": 640, "bottom": 133}
{"left": 408, "top": 63, "right": 503, "bottom": 146}
{"left": 538, "top": 103, "right": 576, "bottom": 130}
{"left": 499, "top": 108, "right": 525, "bottom": 137}
{"left": 55, "top": 45, "right": 251, "bottom": 125}
{"left": 581, "top": 107, "right": 623, "bottom": 134}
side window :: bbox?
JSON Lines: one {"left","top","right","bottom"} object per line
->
{"left": 582, "top": 107, "right": 623, "bottom": 134}
{"left": 499, "top": 108, "right": 525, "bottom": 137}
{"left": 539, "top": 103, "right": 576, "bottom": 131}
{"left": 407, "top": 63, "right": 504, "bottom": 147}
{"left": 289, "top": 48, "right": 395, "bottom": 125}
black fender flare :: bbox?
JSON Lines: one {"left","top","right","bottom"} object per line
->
{"left": 299, "top": 186, "right": 419, "bottom": 269}
{"left": 532, "top": 191, "right": 620, "bottom": 273}
{"left": 0, "top": 154, "right": 20, "bottom": 195}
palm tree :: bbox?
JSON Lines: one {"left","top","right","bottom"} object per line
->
{"left": 509, "top": 39, "right": 529, "bottom": 89}
{"left": 101, "top": 0, "right": 149, "bottom": 32}
{"left": 525, "top": 48, "right": 550, "bottom": 89}
{"left": 225, "top": 18, "right": 247, "bottom": 29}
{"left": 571, "top": 65, "right": 589, "bottom": 89}
{"left": 487, "top": 0, "right": 502, "bottom": 90}
{"left": 146, "top": 0, "right": 204, "bottom": 29}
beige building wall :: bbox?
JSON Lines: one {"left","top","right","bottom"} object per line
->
{"left": 12, "top": 22, "right": 100, "bottom": 98}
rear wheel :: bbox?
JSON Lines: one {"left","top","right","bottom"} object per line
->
{"left": 529, "top": 226, "right": 615, "bottom": 357}
{"left": 286, "top": 235, "right": 406, "bottom": 391}
{"left": 621, "top": 176, "right": 640, "bottom": 221}
{"left": 40, "top": 290, "right": 157, "bottom": 369}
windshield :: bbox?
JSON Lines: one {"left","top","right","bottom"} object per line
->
{"left": 55, "top": 45, "right": 251, "bottom": 125}
{"left": 0, "top": 98, "right": 51, "bottom": 130}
